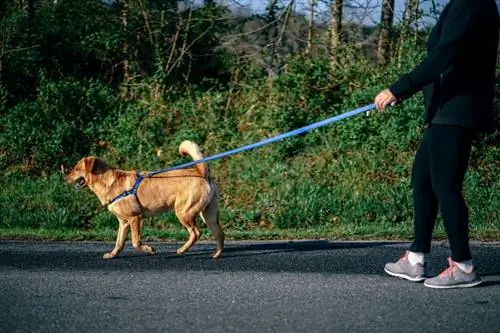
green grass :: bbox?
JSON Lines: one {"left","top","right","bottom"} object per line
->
{"left": 2, "top": 224, "right": 500, "bottom": 243}
{"left": 1, "top": 128, "right": 499, "bottom": 243}
{"left": 1, "top": 55, "right": 499, "bottom": 243}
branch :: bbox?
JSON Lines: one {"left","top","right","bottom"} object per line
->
{"left": 2, "top": 45, "right": 40, "bottom": 56}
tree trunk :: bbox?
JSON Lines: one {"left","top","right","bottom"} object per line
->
{"left": 330, "top": 0, "right": 343, "bottom": 71}
{"left": 27, "top": 0, "right": 34, "bottom": 19}
{"left": 121, "top": 0, "right": 131, "bottom": 97}
{"left": 0, "top": 39, "right": 3, "bottom": 82}
{"left": 265, "top": 0, "right": 279, "bottom": 78}
{"left": 306, "top": 0, "right": 316, "bottom": 57}
{"left": 396, "top": 0, "right": 419, "bottom": 67}
{"left": 377, "top": 0, "right": 395, "bottom": 66}
{"left": 410, "top": 0, "right": 420, "bottom": 40}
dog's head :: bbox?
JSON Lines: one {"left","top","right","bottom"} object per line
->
{"left": 66, "top": 156, "right": 109, "bottom": 191}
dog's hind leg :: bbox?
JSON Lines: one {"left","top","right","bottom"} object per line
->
{"left": 175, "top": 210, "right": 199, "bottom": 255}
{"left": 130, "top": 216, "right": 156, "bottom": 255}
{"left": 200, "top": 196, "right": 224, "bottom": 259}
{"left": 103, "top": 217, "right": 130, "bottom": 259}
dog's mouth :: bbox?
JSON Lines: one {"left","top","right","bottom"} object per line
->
{"left": 74, "top": 177, "right": 87, "bottom": 190}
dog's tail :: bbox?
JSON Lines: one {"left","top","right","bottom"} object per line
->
{"left": 178, "top": 140, "right": 209, "bottom": 178}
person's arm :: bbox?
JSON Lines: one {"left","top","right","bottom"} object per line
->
{"left": 389, "top": 0, "right": 483, "bottom": 100}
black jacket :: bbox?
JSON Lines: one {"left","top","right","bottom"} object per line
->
{"left": 389, "top": 0, "right": 499, "bottom": 133}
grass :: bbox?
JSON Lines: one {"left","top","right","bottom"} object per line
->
{"left": 1, "top": 126, "right": 499, "bottom": 244}
{"left": 3, "top": 221, "right": 500, "bottom": 243}
{"left": 1, "top": 58, "right": 499, "bottom": 244}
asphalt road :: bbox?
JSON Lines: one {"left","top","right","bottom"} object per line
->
{"left": 0, "top": 239, "right": 499, "bottom": 333}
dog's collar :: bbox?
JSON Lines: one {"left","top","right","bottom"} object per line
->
{"left": 108, "top": 171, "right": 147, "bottom": 206}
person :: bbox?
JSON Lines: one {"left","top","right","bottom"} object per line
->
{"left": 374, "top": 0, "right": 499, "bottom": 289}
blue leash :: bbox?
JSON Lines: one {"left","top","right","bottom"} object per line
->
{"left": 108, "top": 103, "right": 377, "bottom": 205}
{"left": 149, "top": 103, "right": 377, "bottom": 175}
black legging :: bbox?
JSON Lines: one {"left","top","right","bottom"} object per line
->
{"left": 409, "top": 124, "right": 477, "bottom": 262}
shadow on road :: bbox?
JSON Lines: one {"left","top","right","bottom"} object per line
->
{"left": 479, "top": 279, "right": 500, "bottom": 287}
{"left": 0, "top": 240, "right": 498, "bottom": 278}
{"left": 220, "top": 240, "right": 406, "bottom": 254}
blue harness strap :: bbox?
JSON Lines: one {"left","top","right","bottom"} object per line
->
{"left": 108, "top": 172, "right": 146, "bottom": 206}
{"left": 105, "top": 103, "right": 376, "bottom": 206}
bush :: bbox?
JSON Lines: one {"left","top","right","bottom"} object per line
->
{"left": 1, "top": 10, "right": 498, "bottom": 237}
{"left": 0, "top": 74, "right": 117, "bottom": 173}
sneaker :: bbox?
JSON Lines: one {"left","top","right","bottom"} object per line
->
{"left": 424, "top": 257, "right": 482, "bottom": 289}
{"left": 384, "top": 251, "right": 426, "bottom": 282}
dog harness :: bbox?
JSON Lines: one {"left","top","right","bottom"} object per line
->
{"left": 108, "top": 172, "right": 147, "bottom": 210}
{"left": 107, "top": 171, "right": 210, "bottom": 211}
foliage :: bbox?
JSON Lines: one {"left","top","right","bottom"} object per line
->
{"left": 0, "top": 1, "right": 498, "bottom": 238}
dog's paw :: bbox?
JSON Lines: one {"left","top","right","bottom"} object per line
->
{"left": 212, "top": 249, "right": 222, "bottom": 259}
{"left": 176, "top": 248, "right": 186, "bottom": 255}
{"left": 103, "top": 252, "right": 116, "bottom": 259}
{"left": 144, "top": 245, "right": 156, "bottom": 255}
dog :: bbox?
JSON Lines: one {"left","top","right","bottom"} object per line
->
{"left": 66, "top": 140, "right": 224, "bottom": 259}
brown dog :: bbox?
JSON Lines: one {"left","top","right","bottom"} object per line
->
{"left": 66, "top": 140, "right": 224, "bottom": 259}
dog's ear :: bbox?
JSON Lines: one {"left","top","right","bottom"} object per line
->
{"left": 83, "top": 157, "right": 97, "bottom": 174}
{"left": 83, "top": 157, "right": 108, "bottom": 175}
{"left": 93, "top": 158, "right": 110, "bottom": 175}
{"left": 92, "top": 158, "right": 108, "bottom": 175}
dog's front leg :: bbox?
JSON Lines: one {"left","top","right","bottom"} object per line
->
{"left": 103, "top": 217, "right": 130, "bottom": 259}
{"left": 130, "top": 216, "right": 155, "bottom": 255}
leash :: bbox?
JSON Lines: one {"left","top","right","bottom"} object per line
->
{"left": 149, "top": 103, "right": 377, "bottom": 175}
{"left": 108, "top": 103, "right": 377, "bottom": 205}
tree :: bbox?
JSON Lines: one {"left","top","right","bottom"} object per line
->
{"left": 330, "top": 0, "right": 343, "bottom": 70}
{"left": 264, "top": 0, "right": 281, "bottom": 77}
{"left": 120, "top": 0, "right": 132, "bottom": 97}
{"left": 377, "top": 0, "right": 395, "bottom": 66}
{"left": 306, "top": 0, "right": 317, "bottom": 57}
{"left": 396, "top": 0, "right": 420, "bottom": 67}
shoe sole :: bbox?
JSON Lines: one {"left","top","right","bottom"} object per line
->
{"left": 423, "top": 279, "right": 483, "bottom": 289}
{"left": 384, "top": 267, "right": 426, "bottom": 282}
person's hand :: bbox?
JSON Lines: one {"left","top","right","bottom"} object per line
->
{"left": 374, "top": 89, "right": 398, "bottom": 111}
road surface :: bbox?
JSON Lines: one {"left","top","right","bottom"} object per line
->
{"left": 1, "top": 240, "right": 499, "bottom": 332}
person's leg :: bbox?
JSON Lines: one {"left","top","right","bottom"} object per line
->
{"left": 384, "top": 127, "right": 435, "bottom": 282}
{"left": 423, "top": 124, "right": 481, "bottom": 289}
{"left": 409, "top": 127, "right": 439, "bottom": 256}
{"left": 428, "top": 124, "right": 475, "bottom": 263}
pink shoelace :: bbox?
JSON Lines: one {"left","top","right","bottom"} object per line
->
{"left": 439, "top": 257, "right": 456, "bottom": 278}
{"left": 399, "top": 251, "right": 410, "bottom": 262}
